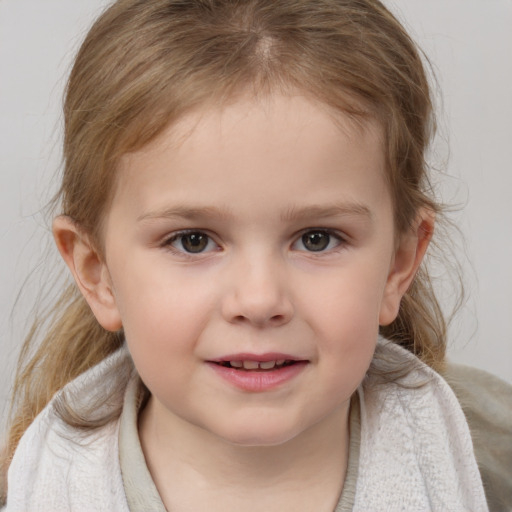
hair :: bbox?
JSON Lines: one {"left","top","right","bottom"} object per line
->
{"left": 1, "top": 0, "right": 450, "bottom": 486}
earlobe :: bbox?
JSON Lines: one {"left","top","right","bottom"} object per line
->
{"left": 52, "top": 216, "right": 122, "bottom": 332}
{"left": 379, "top": 210, "right": 434, "bottom": 326}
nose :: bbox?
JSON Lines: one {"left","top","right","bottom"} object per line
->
{"left": 221, "top": 253, "right": 294, "bottom": 328}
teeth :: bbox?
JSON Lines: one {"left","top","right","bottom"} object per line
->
{"left": 229, "top": 360, "right": 292, "bottom": 370}
{"left": 223, "top": 360, "right": 294, "bottom": 370}
{"left": 243, "top": 360, "right": 260, "bottom": 370}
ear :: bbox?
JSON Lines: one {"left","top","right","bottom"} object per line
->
{"left": 52, "top": 216, "right": 122, "bottom": 332}
{"left": 379, "top": 210, "right": 434, "bottom": 326}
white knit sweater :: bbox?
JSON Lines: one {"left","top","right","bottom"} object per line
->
{"left": 3, "top": 341, "right": 488, "bottom": 511}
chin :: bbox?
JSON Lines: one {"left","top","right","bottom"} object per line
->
{"left": 211, "top": 419, "right": 304, "bottom": 448}
{"left": 226, "top": 434, "right": 298, "bottom": 448}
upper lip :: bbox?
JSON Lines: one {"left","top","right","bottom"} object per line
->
{"left": 210, "top": 353, "right": 305, "bottom": 363}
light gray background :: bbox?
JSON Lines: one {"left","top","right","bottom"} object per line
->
{"left": 1, "top": 0, "right": 511, "bottom": 426}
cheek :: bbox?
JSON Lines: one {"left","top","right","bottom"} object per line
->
{"left": 117, "top": 280, "right": 216, "bottom": 404}
{"left": 110, "top": 261, "right": 219, "bottom": 360}
{"left": 299, "top": 263, "right": 389, "bottom": 382}
{"left": 304, "top": 264, "right": 389, "bottom": 338}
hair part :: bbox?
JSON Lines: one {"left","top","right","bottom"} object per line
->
{"left": 2, "top": 0, "right": 450, "bottom": 485}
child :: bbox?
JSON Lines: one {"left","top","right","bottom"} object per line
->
{"left": 1, "top": 0, "right": 511, "bottom": 510}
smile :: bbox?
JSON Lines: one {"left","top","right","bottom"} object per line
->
{"left": 207, "top": 355, "right": 308, "bottom": 392}
{"left": 216, "top": 360, "right": 296, "bottom": 371}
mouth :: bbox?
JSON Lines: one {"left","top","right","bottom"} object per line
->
{"left": 214, "top": 359, "right": 300, "bottom": 371}
{"left": 207, "top": 355, "right": 308, "bottom": 391}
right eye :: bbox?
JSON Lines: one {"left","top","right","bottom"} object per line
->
{"left": 291, "top": 229, "right": 345, "bottom": 253}
{"left": 164, "top": 231, "right": 218, "bottom": 254}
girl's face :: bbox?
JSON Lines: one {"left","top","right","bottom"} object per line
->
{"left": 90, "top": 94, "right": 423, "bottom": 446}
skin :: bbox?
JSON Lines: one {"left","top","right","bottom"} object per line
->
{"left": 54, "top": 93, "right": 432, "bottom": 511}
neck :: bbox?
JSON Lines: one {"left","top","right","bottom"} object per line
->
{"left": 139, "top": 397, "right": 351, "bottom": 512}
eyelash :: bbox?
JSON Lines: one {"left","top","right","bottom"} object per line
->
{"left": 161, "top": 228, "right": 347, "bottom": 257}
{"left": 161, "top": 230, "right": 220, "bottom": 257}
{"left": 293, "top": 229, "right": 346, "bottom": 254}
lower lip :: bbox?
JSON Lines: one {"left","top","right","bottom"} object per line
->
{"left": 207, "top": 362, "right": 308, "bottom": 392}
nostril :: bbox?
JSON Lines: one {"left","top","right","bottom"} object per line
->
{"left": 230, "top": 313, "right": 287, "bottom": 326}
{"left": 222, "top": 292, "right": 294, "bottom": 326}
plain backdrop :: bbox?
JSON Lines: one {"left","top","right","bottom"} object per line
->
{"left": 1, "top": 0, "right": 511, "bottom": 427}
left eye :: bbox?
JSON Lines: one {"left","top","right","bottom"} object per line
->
{"left": 293, "top": 230, "right": 342, "bottom": 252}
{"left": 166, "top": 231, "right": 218, "bottom": 254}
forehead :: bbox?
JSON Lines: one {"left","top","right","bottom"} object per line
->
{"left": 112, "top": 93, "right": 388, "bottom": 221}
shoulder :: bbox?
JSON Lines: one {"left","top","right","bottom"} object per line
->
{"left": 441, "top": 363, "right": 512, "bottom": 511}
{"left": 4, "top": 347, "right": 133, "bottom": 511}
{"left": 355, "top": 341, "right": 488, "bottom": 511}
{"left": 7, "top": 411, "right": 125, "bottom": 511}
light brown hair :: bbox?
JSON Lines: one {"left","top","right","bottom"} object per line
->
{"left": 2, "top": 0, "right": 448, "bottom": 485}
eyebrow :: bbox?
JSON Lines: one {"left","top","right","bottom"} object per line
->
{"left": 137, "top": 205, "right": 233, "bottom": 222}
{"left": 137, "top": 202, "right": 372, "bottom": 223}
{"left": 281, "top": 202, "right": 373, "bottom": 223}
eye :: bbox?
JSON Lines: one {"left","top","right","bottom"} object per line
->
{"left": 165, "top": 231, "right": 218, "bottom": 254}
{"left": 293, "top": 230, "right": 343, "bottom": 252}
